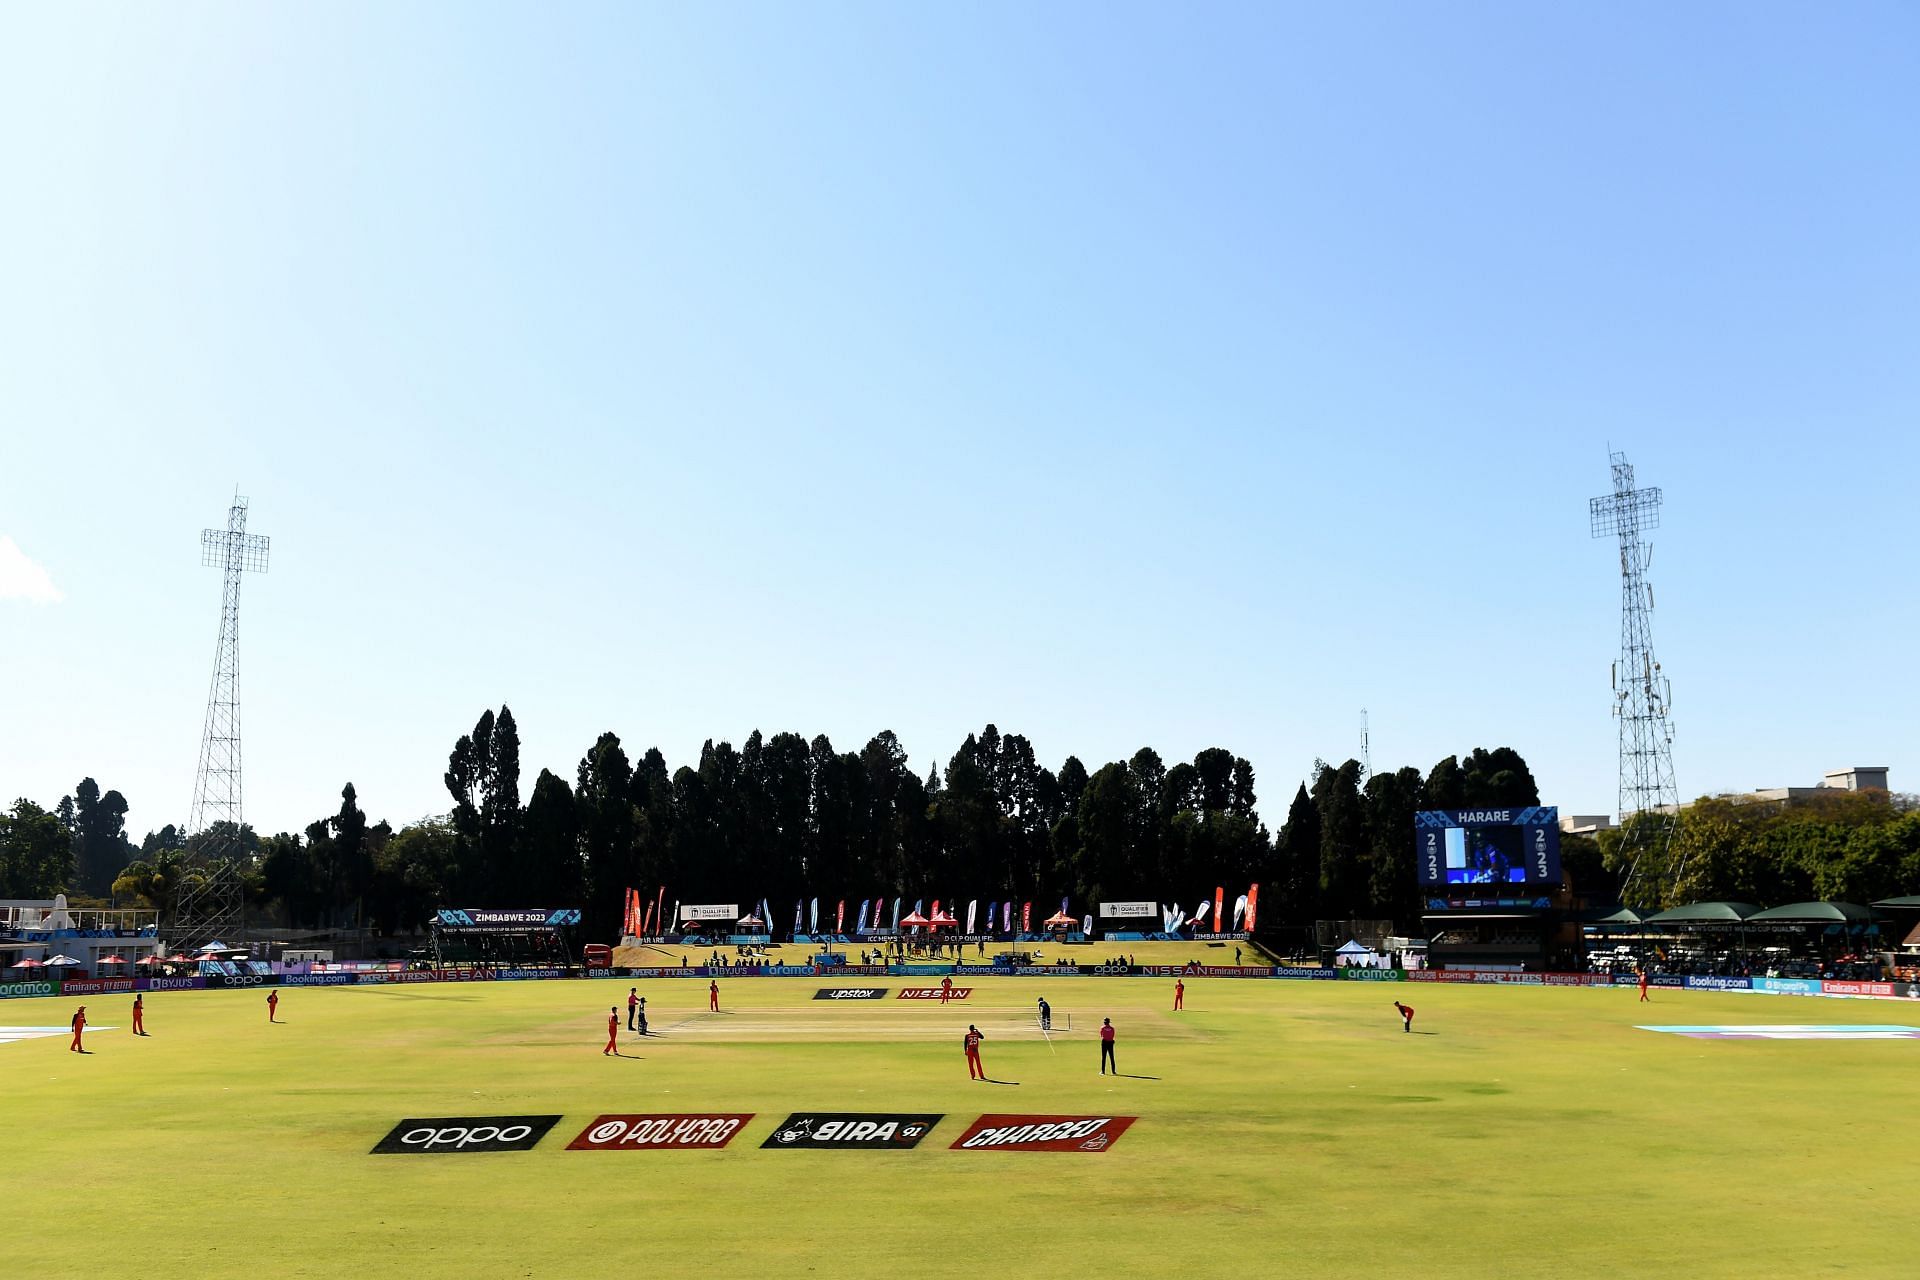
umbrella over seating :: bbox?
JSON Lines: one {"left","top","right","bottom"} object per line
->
{"left": 11, "top": 957, "right": 46, "bottom": 969}
{"left": 97, "top": 955, "right": 128, "bottom": 966}
{"left": 44, "top": 955, "right": 83, "bottom": 967}
{"left": 137, "top": 955, "right": 167, "bottom": 966}
{"left": 1043, "top": 911, "right": 1076, "bottom": 928}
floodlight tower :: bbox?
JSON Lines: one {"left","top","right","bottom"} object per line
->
{"left": 1589, "top": 452, "right": 1678, "bottom": 899}
{"left": 177, "top": 492, "right": 270, "bottom": 948}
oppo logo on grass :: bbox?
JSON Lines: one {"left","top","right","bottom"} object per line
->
{"left": 371, "top": 1115, "right": 562, "bottom": 1154}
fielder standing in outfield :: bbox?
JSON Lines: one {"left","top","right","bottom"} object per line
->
{"left": 1393, "top": 1001, "right": 1415, "bottom": 1033}
{"left": 709, "top": 979, "right": 720, "bottom": 1011}
{"left": 69, "top": 1005, "right": 87, "bottom": 1053}
{"left": 964, "top": 1025, "right": 985, "bottom": 1080}
{"left": 1173, "top": 978, "right": 1184, "bottom": 1011}
{"left": 132, "top": 993, "right": 146, "bottom": 1036}
{"left": 267, "top": 989, "right": 280, "bottom": 1022}
{"left": 605, "top": 1007, "right": 619, "bottom": 1056}
{"left": 940, "top": 974, "right": 954, "bottom": 1004}
{"left": 1638, "top": 968, "right": 1651, "bottom": 1002}
{"left": 1099, "top": 1018, "right": 1117, "bottom": 1074}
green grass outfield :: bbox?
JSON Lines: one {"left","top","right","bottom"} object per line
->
{"left": 5, "top": 976, "right": 1918, "bottom": 1278}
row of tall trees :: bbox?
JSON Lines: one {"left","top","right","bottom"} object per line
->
{"left": 1605, "top": 791, "right": 1920, "bottom": 910}
{"left": 47, "top": 711, "right": 1918, "bottom": 938}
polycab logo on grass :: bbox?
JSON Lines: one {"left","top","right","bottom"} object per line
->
{"left": 897, "top": 987, "right": 972, "bottom": 1000}
{"left": 567, "top": 1114, "right": 752, "bottom": 1150}
{"left": 813, "top": 988, "right": 889, "bottom": 1000}
{"left": 951, "top": 1114, "right": 1137, "bottom": 1153}
{"left": 761, "top": 1112, "right": 942, "bottom": 1149}
{"left": 372, "top": 1115, "right": 560, "bottom": 1155}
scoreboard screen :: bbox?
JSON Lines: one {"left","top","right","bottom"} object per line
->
{"left": 1414, "top": 807, "right": 1562, "bottom": 887}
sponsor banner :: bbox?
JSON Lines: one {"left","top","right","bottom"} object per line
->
{"left": 954, "top": 965, "right": 1012, "bottom": 977}
{"left": 627, "top": 967, "right": 702, "bottom": 979}
{"left": 56, "top": 977, "right": 137, "bottom": 996}
{"left": 1189, "top": 932, "right": 1251, "bottom": 941}
{"left": 283, "top": 973, "right": 359, "bottom": 987}
{"left": 835, "top": 965, "right": 890, "bottom": 977}
{"left": 1140, "top": 965, "right": 1273, "bottom": 979}
{"left": 204, "top": 974, "right": 277, "bottom": 989}
{"left": 894, "top": 965, "right": 954, "bottom": 976}
{"left": 1750, "top": 977, "right": 1823, "bottom": 995}
{"left": 761, "top": 1113, "right": 942, "bottom": 1149}
{"left": 1684, "top": 975, "right": 1753, "bottom": 992}
{"left": 1274, "top": 967, "right": 1341, "bottom": 981}
{"left": 566, "top": 1114, "right": 751, "bottom": 1151}
{"left": 678, "top": 904, "right": 739, "bottom": 922}
{"left": 898, "top": 987, "right": 972, "bottom": 1000}
{"left": 1338, "top": 969, "right": 1405, "bottom": 982}
{"left": 951, "top": 1114, "right": 1137, "bottom": 1153}
{"left": 0, "top": 980, "right": 57, "bottom": 1000}
{"left": 140, "top": 976, "right": 207, "bottom": 992}
{"left": 1821, "top": 980, "right": 1898, "bottom": 998}
{"left": 1013, "top": 966, "right": 1085, "bottom": 976}
{"left": 372, "top": 1115, "right": 561, "bottom": 1155}
{"left": 1540, "top": 973, "right": 1612, "bottom": 987}
{"left": 493, "top": 967, "right": 565, "bottom": 981}
{"left": 435, "top": 907, "right": 581, "bottom": 929}
{"left": 1098, "top": 901, "right": 1158, "bottom": 919}
{"left": 764, "top": 966, "right": 820, "bottom": 977}
{"left": 813, "top": 988, "right": 888, "bottom": 1000}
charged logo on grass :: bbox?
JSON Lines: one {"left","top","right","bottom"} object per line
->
{"left": 566, "top": 1114, "right": 752, "bottom": 1150}
{"left": 371, "top": 1115, "right": 561, "bottom": 1154}
{"left": 761, "top": 1113, "right": 942, "bottom": 1149}
{"left": 897, "top": 987, "right": 972, "bottom": 1000}
{"left": 951, "top": 1114, "right": 1137, "bottom": 1153}
{"left": 813, "top": 988, "right": 889, "bottom": 1000}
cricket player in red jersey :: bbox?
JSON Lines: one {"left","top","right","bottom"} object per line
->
{"left": 1173, "top": 979, "right": 1184, "bottom": 1011}
{"left": 267, "top": 990, "right": 280, "bottom": 1022}
{"left": 940, "top": 975, "right": 953, "bottom": 1004}
{"left": 709, "top": 979, "right": 720, "bottom": 1011}
{"left": 604, "top": 1007, "right": 619, "bottom": 1056}
{"left": 132, "top": 993, "right": 146, "bottom": 1036}
{"left": 1638, "top": 969, "right": 1650, "bottom": 1002}
{"left": 1393, "top": 1001, "right": 1414, "bottom": 1033}
{"left": 963, "top": 1024, "right": 985, "bottom": 1080}
{"left": 69, "top": 1005, "right": 87, "bottom": 1053}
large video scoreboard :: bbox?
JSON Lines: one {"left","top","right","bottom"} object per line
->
{"left": 1414, "top": 807, "right": 1562, "bottom": 887}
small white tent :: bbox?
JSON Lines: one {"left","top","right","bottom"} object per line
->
{"left": 1334, "top": 939, "right": 1381, "bottom": 967}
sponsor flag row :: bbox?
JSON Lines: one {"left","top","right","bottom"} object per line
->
{"left": 373, "top": 1112, "right": 1137, "bottom": 1154}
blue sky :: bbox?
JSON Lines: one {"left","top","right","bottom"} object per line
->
{"left": 2, "top": 3, "right": 1916, "bottom": 841}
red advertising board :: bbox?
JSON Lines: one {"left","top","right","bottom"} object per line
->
{"left": 59, "top": 977, "right": 136, "bottom": 996}
{"left": 1822, "top": 980, "right": 1897, "bottom": 997}
{"left": 950, "top": 1114, "right": 1136, "bottom": 1152}
{"left": 897, "top": 987, "right": 972, "bottom": 1000}
{"left": 566, "top": 1114, "right": 752, "bottom": 1150}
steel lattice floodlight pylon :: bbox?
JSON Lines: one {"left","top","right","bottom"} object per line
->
{"left": 178, "top": 493, "right": 269, "bottom": 949}
{"left": 1590, "top": 452, "right": 1679, "bottom": 900}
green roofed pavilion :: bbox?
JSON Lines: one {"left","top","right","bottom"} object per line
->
{"left": 1746, "top": 901, "right": 1875, "bottom": 924}
{"left": 1642, "top": 902, "right": 1762, "bottom": 924}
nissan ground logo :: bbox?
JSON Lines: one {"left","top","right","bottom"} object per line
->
{"left": 371, "top": 1115, "right": 561, "bottom": 1154}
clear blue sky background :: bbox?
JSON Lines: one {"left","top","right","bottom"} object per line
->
{"left": 3, "top": 3, "right": 1916, "bottom": 843}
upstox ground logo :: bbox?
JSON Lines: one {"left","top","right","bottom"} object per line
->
{"left": 950, "top": 1114, "right": 1137, "bottom": 1153}
{"left": 761, "top": 1113, "right": 942, "bottom": 1149}
{"left": 812, "top": 988, "right": 888, "bottom": 1000}
{"left": 371, "top": 1115, "right": 561, "bottom": 1154}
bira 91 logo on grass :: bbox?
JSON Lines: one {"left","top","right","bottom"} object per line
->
{"left": 897, "top": 987, "right": 972, "bottom": 1000}
{"left": 372, "top": 1115, "right": 560, "bottom": 1155}
{"left": 813, "top": 988, "right": 889, "bottom": 1000}
{"left": 761, "top": 1113, "right": 942, "bottom": 1149}
{"left": 567, "top": 1114, "right": 752, "bottom": 1150}
{"left": 951, "top": 1114, "right": 1137, "bottom": 1153}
